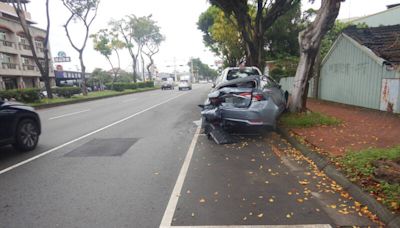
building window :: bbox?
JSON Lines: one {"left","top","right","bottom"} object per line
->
{"left": 35, "top": 39, "right": 44, "bottom": 52}
{"left": 0, "top": 31, "right": 6, "bottom": 41}
{"left": 21, "top": 57, "right": 30, "bottom": 65}
{"left": 1, "top": 53, "right": 12, "bottom": 63}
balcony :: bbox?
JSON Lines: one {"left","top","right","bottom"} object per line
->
{"left": 19, "top": 43, "right": 31, "bottom": 50}
{"left": 1, "top": 62, "right": 18, "bottom": 70}
{"left": 0, "top": 40, "right": 14, "bottom": 48}
{"left": 22, "top": 64, "right": 36, "bottom": 71}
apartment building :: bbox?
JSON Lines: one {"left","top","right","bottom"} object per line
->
{"left": 0, "top": 2, "right": 54, "bottom": 90}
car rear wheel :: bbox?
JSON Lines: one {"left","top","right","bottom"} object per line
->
{"left": 13, "top": 119, "right": 39, "bottom": 152}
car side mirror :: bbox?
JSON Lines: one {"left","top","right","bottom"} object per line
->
{"left": 211, "top": 83, "right": 216, "bottom": 88}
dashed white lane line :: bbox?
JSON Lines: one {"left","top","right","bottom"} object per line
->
{"left": 159, "top": 124, "right": 201, "bottom": 227}
{"left": 0, "top": 93, "right": 185, "bottom": 176}
{"left": 49, "top": 109, "right": 91, "bottom": 120}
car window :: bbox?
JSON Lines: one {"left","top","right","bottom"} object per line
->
{"left": 261, "top": 76, "right": 280, "bottom": 89}
{"left": 226, "top": 68, "right": 260, "bottom": 80}
{"left": 180, "top": 80, "right": 188, "bottom": 83}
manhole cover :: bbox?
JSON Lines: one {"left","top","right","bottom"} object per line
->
{"left": 64, "top": 138, "right": 138, "bottom": 157}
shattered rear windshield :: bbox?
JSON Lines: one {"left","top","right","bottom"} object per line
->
{"left": 227, "top": 69, "right": 260, "bottom": 80}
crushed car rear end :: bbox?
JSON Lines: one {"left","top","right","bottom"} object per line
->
{"left": 201, "top": 75, "right": 286, "bottom": 130}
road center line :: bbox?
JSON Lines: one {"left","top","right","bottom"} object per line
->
{"left": 160, "top": 124, "right": 201, "bottom": 227}
{"left": 49, "top": 109, "right": 91, "bottom": 120}
{"left": 0, "top": 93, "right": 185, "bottom": 176}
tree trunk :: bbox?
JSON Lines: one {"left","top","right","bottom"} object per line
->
{"left": 289, "top": 0, "right": 341, "bottom": 112}
{"left": 12, "top": 0, "right": 53, "bottom": 98}
{"left": 146, "top": 59, "right": 153, "bottom": 81}
{"left": 79, "top": 52, "right": 88, "bottom": 95}
{"left": 141, "top": 53, "right": 145, "bottom": 81}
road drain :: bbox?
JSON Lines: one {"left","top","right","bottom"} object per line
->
{"left": 64, "top": 138, "right": 138, "bottom": 157}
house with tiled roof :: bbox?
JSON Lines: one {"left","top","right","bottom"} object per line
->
{"left": 318, "top": 25, "right": 400, "bottom": 113}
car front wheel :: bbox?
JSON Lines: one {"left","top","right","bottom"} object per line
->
{"left": 13, "top": 119, "right": 40, "bottom": 152}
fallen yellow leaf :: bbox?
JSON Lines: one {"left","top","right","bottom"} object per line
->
{"left": 199, "top": 198, "right": 206, "bottom": 203}
{"left": 257, "top": 213, "right": 263, "bottom": 218}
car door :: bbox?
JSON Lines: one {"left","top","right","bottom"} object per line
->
{"left": 0, "top": 103, "right": 16, "bottom": 143}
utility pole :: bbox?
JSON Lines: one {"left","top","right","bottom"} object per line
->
{"left": 190, "top": 57, "right": 194, "bottom": 83}
{"left": 173, "top": 57, "right": 177, "bottom": 82}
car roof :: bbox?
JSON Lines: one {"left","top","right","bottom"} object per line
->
{"left": 226, "top": 66, "right": 259, "bottom": 70}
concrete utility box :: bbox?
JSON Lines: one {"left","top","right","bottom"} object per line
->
{"left": 380, "top": 79, "right": 400, "bottom": 113}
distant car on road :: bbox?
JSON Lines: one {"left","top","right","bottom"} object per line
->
{"left": 178, "top": 79, "right": 192, "bottom": 90}
{"left": 0, "top": 100, "right": 41, "bottom": 151}
{"left": 161, "top": 78, "right": 174, "bottom": 90}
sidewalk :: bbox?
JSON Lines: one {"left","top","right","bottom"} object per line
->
{"left": 291, "top": 99, "right": 400, "bottom": 156}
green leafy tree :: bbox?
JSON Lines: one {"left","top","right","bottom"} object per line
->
{"left": 142, "top": 32, "right": 164, "bottom": 80}
{"left": 198, "top": 6, "right": 244, "bottom": 67}
{"left": 209, "top": 0, "right": 300, "bottom": 70}
{"left": 62, "top": 0, "right": 100, "bottom": 96}
{"left": 110, "top": 15, "right": 163, "bottom": 82}
{"left": 264, "top": 3, "right": 303, "bottom": 59}
{"left": 91, "top": 29, "right": 125, "bottom": 88}
{"left": 188, "top": 58, "right": 218, "bottom": 81}
{"left": 87, "top": 68, "right": 112, "bottom": 89}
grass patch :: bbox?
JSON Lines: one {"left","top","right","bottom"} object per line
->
{"left": 280, "top": 111, "right": 341, "bottom": 128}
{"left": 29, "top": 87, "right": 157, "bottom": 107}
{"left": 339, "top": 146, "right": 400, "bottom": 211}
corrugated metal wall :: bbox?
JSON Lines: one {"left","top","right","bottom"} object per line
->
{"left": 319, "top": 35, "right": 397, "bottom": 110}
{"left": 352, "top": 6, "right": 400, "bottom": 27}
{"left": 279, "top": 76, "right": 314, "bottom": 97}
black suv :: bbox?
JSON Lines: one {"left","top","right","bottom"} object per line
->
{"left": 0, "top": 100, "right": 41, "bottom": 151}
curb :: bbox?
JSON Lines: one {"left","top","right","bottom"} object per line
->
{"left": 277, "top": 127, "right": 400, "bottom": 228}
{"left": 32, "top": 87, "right": 158, "bottom": 110}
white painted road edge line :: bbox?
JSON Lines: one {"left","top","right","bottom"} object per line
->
{"left": 164, "top": 225, "right": 332, "bottom": 228}
{"left": 49, "top": 109, "right": 91, "bottom": 120}
{"left": 159, "top": 124, "right": 201, "bottom": 227}
{"left": 0, "top": 93, "right": 185, "bottom": 176}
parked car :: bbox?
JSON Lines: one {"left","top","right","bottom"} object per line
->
{"left": 161, "top": 78, "right": 174, "bottom": 90}
{"left": 178, "top": 79, "right": 192, "bottom": 90}
{"left": 0, "top": 100, "right": 41, "bottom": 151}
{"left": 200, "top": 67, "right": 287, "bottom": 137}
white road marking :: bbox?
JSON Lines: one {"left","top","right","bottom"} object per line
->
{"left": 163, "top": 225, "right": 332, "bottom": 228}
{"left": 160, "top": 124, "right": 201, "bottom": 227}
{"left": 0, "top": 93, "right": 185, "bottom": 175}
{"left": 49, "top": 109, "right": 91, "bottom": 120}
{"left": 122, "top": 98, "right": 138, "bottom": 103}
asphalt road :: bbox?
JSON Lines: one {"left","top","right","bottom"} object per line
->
{"left": 0, "top": 84, "right": 209, "bottom": 228}
{"left": 0, "top": 84, "right": 378, "bottom": 228}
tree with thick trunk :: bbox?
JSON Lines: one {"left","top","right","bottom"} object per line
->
{"left": 289, "top": 0, "right": 342, "bottom": 112}
{"left": 209, "top": 0, "right": 299, "bottom": 70}
{"left": 62, "top": 0, "right": 100, "bottom": 96}
{"left": 10, "top": 0, "right": 53, "bottom": 98}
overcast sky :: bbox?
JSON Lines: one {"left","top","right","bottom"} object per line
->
{"left": 26, "top": 0, "right": 399, "bottom": 73}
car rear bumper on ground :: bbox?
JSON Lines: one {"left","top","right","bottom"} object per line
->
{"left": 219, "top": 100, "right": 280, "bottom": 127}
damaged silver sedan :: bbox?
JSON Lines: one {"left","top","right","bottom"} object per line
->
{"left": 200, "top": 74, "right": 288, "bottom": 144}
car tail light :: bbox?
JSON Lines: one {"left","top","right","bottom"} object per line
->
{"left": 239, "top": 92, "right": 252, "bottom": 98}
{"left": 252, "top": 92, "right": 264, "bottom": 101}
